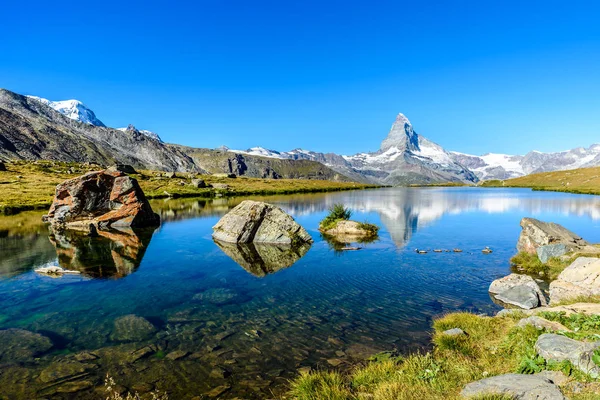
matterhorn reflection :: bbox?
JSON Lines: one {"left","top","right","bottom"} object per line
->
{"left": 49, "top": 228, "right": 155, "bottom": 278}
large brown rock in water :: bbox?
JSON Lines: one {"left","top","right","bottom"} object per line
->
{"left": 44, "top": 168, "right": 159, "bottom": 231}
{"left": 212, "top": 200, "right": 312, "bottom": 245}
{"left": 516, "top": 217, "right": 589, "bottom": 254}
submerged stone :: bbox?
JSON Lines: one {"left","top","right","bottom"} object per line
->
{"left": 111, "top": 315, "right": 156, "bottom": 342}
{"left": 193, "top": 288, "right": 239, "bottom": 305}
{"left": 0, "top": 329, "right": 53, "bottom": 362}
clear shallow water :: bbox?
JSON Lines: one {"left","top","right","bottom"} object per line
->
{"left": 1, "top": 187, "right": 599, "bottom": 398}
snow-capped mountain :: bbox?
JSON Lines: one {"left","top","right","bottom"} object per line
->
{"left": 117, "top": 125, "right": 162, "bottom": 142}
{"left": 233, "top": 113, "right": 478, "bottom": 185}
{"left": 26, "top": 96, "right": 105, "bottom": 127}
{"left": 450, "top": 144, "right": 600, "bottom": 180}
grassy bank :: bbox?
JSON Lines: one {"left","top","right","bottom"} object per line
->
{"left": 480, "top": 167, "right": 600, "bottom": 196}
{"left": 289, "top": 311, "right": 600, "bottom": 399}
{"left": 0, "top": 161, "right": 378, "bottom": 215}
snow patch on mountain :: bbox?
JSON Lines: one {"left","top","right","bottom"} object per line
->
{"left": 117, "top": 126, "right": 162, "bottom": 142}
{"left": 26, "top": 96, "right": 105, "bottom": 127}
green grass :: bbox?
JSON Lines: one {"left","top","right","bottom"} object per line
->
{"left": 510, "top": 251, "right": 600, "bottom": 280}
{"left": 287, "top": 311, "right": 600, "bottom": 399}
{"left": 0, "top": 161, "right": 378, "bottom": 215}
{"left": 357, "top": 221, "right": 380, "bottom": 236}
{"left": 480, "top": 167, "right": 600, "bottom": 196}
{"left": 319, "top": 204, "right": 353, "bottom": 231}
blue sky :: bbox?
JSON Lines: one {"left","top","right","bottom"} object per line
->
{"left": 2, "top": 0, "right": 599, "bottom": 155}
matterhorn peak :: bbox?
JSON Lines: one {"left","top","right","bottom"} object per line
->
{"left": 380, "top": 112, "right": 419, "bottom": 153}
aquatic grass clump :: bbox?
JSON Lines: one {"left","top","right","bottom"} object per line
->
{"left": 319, "top": 203, "right": 353, "bottom": 231}
{"left": 357, "top": 221, "right": 379, "bottom": 236}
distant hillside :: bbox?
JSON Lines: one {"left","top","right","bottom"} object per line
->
{"left": 0, "top": 89, "right": 349, "bottom": 181}
{"left": 480, "top": 166, "right": 600, "bottom": 195}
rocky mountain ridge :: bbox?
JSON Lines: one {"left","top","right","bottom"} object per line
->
{"left": 0, "top": 89, "right": 346, "bottom": 181}
{"left": 6, "top": 89, "right": 600, "bottom": 184}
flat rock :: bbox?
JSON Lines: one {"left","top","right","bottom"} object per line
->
{"left": 517, "top": 316, "right": 571, "bottom": 332}
{"left": 212, "top": 200, "right": 313, "bottom": 245}
{"left": 460, "top": 373, "right": 566, "bottom": 399}
{"left": 321, "top": 220, "right": 377, "bottom": 240}
{"left": 489, "top": 273, "right": 547, "bottom": 307}
{"left": 39, "top": 361, "right": 96, "bottom": 383}
{"left": 0, "top": 329, "right": 53, "bottom": 362}
{"left": 535, "top": 333, "right": 600, "bottom": 377}
{"left": 166, "top": 350, "right": 188, "bottom": 360}
{"left": 550, "top": 257, "right": 600, "bottom": 304}
{"left": 517, "top": 217, "right": 588, "bottom": 254}
{"left": 495, "top": 284, "right": 540, "bottom": 310}
{"left": 537, "top": 244, "right": 569, "bottom": 263}
{"left": 111, "top": 314, "right": 156, "bottom": 342}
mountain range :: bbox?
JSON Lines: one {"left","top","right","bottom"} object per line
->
{"left": 2, "top": 88, "right": 599, "bottom": 185}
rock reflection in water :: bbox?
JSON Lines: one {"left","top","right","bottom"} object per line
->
{"left": 49, "top": 228, "right": 155, "bottom": 278}
{"left": 214, "top": 239, "right": 311, "bottom": 277}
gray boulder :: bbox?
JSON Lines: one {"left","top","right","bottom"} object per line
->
{"left": 460, "top": 373, "right": 565, "bottom": 399}
{"left": 537, "top": 244, "right": 569, "bottom": 263}
{"left": 495, "top": 284, "right": 540, "bottom": 309}
{"left": 517, "top": 217, "right": 588, "bottom": 254}
{"left": 489, "top": 274, "right": 547, "bottom": 307}
{"left": 549, "top": 257, "right": 600, "bottom": 304}
{"left": 535, "top": 333, "right": 600, "bottom": 377}
{"left": 111, "top": 314, "right": 156, "bottom": 342}
{"left": 0, "top": 329, "right": 53, "bottom": 362}
{"left": 212, "top": 200, "right": 313, "bottom": 245}
{"left": 442, "top": 328, "right": 466, "bottom": 336}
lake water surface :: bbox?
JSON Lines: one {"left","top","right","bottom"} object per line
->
{"left": 1, "top": 187, "right": 600, "bottom": 399}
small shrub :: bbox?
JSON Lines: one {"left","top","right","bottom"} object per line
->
{"left": 357, "top": 221, "right": 379, "bottom": 236}
{"left": 320, "top": 204, "right": 352, "bottom": 231}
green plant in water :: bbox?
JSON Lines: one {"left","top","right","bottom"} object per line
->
{"left": 319, "top": 203, "right": 353, "bottom": 231}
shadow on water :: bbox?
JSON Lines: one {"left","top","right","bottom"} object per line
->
{"left": 213, "top": 239, "right": 312, "bottom": 277}
{"left": 49, "top": 227, "right": 156, "bottom": 279}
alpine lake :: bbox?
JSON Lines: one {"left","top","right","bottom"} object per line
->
{"left": 1, "top": 187, "right": 600, "bottom": 399}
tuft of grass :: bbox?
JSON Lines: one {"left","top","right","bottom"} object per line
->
{"left": 550, "top": 295, "right": 600, "bottom": 306}
{"left": 289, "top": 370, "right": 350, "bottom": 400}
{"left": 357, "top": 221, "right": 379, "bottom": 236}
{"left": 319, "top": 204, "right": 353, "bottom": 231}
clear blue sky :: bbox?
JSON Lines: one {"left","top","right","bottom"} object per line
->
{"left": 2, "top": 0, "right": 599, "bottom": 155}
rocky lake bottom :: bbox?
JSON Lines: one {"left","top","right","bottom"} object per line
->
{"left": 1, "top": 187, "right": 600, "bottom": 399}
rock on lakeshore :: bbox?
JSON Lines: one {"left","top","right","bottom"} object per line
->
{"left": 549, "top": 257, "right": 600, "bottom": 304}
{"left": 43, "top": 168, "right": 160, "bottom": 231}
{"left": 489, "top": 273, "right": 547, "bottom": 308}
{"left": 517, "top": 217, "right": 589, "bottom": 254}
{"left": 535, "top": 333, "right": 600, "bottom": 377}
{"left": 460, "top": 373, "right": 565, "bottom": 399}
{"left": 212, "top": 200, "right": 313, "bottom": 245}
